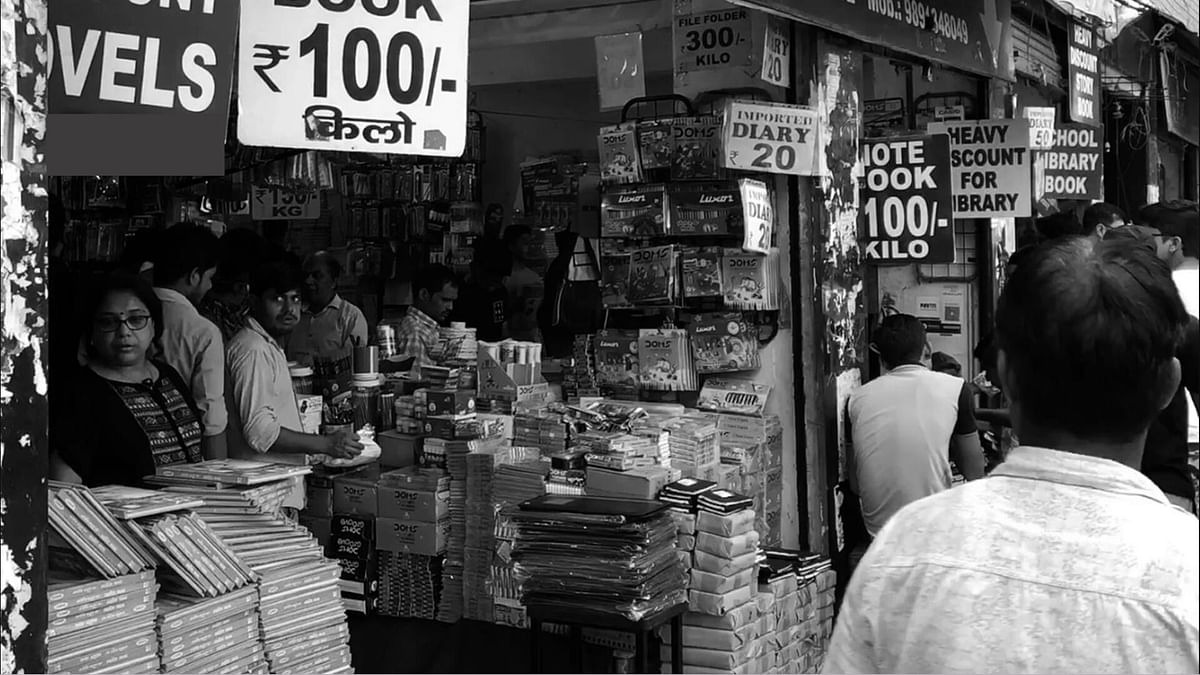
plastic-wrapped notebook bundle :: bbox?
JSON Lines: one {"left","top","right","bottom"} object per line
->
{"left": 47, "top": 482, "right": 155, "bottom": 579}
{"left": 662, "top": 420, "right": 721, "bottom": 478}
{"left": 152, "top": 459, "right": 313, "bottom": 487}
{"left": 511, "top": 496, "right": 688, "bottom": 622}
{"left": 156, "top": 585, "right": 267, "bottom": 673}
{"left": 464, "top": 450, "right": 499, "bottom": 622}
{"left": 721, "top": 248, "right": 781, "bottom": 311}
{"left": 126, "top": 512, "right": 257, "bottom": 598}
{"left": 598, "top": 123, "right": 644, "bottom": 185}
{"left": 638, "top": 329, "right": 698, "bottom": 392}
{"left": 255, "top": 558, "right": 354, "bottom": 674}
{"left": 46, "top": 570, "right": 160, "bottom": 674}
{"left": 594, "top": 329, "right": 640, "bottom": 399}
{"left": 377, "top": 551, "right": 445, "bottom": 620}
{"left": 436, "top": 439, "right": 472, "bottom": 623}
{"left": 627, "top": 245, "right": 679, "bottom": 305}
{"left": 689, "top": 312, "right": 761, "bottom": 375}
{"left": 600, "top": 253, "right": 632, "bottom": 308}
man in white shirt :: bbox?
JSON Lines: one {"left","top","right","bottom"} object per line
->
{"left": 227, "top": 261, "right": 362, "bottom": 508}
{"left": 152, "top": 224, "right": 227, "bottom": 459}
{"left": 825, "top": 237, "right": 1199, "bottom": 674}
{"left": 848, "top": 314, "right": 985, "bottom": 539}
{"left": 285, "top": 251, "right": 368, "bottom": 380}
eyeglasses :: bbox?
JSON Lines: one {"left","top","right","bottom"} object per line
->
{"left": 94, "top": 315, "right": 151, "bottom": 333}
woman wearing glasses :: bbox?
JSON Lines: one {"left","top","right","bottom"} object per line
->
{"left": 51, "top": 274, "right": 204, "bottom": 487}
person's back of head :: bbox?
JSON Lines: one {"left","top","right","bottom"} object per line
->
{"left": 152, "top": 223, "right": 222, "bottom": 303}
{"left": 1082, "top": 202, "right": 1127, "bottom": 239}
{"left": 872, "top": 314, "right": 928, "bottom": 370}
{"left": 995, "top": 236, "right": 1187, "bottom": 456}
{"left": 1035, "top": 211, "right": 1084, "bottom": 241}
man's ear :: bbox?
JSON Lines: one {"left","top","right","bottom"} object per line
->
{"left": 187, "top": 268, "right": 202, "bottom": 288}
{"left": 1155, "top": 357, "right": 1183, "bottom": 413}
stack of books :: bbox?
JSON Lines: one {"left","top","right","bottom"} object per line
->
{"left": 464, "top": 450, "right": 499, "bottom": 622}
{"left": 377, "top": 551, "right": 445, "bottom": 619}
{"left": 48, "top": 482, "right": 156, "bottom": 578}
{"left": 256, "top": 558, "right": 354, "bottom": 673}
{"left": 436, "top": 438, "right": 472, "bottom": 623}
{"left": 156, "top": 585, "right": 267, "bottom": 673}
{"left": 46, "top": 570, "right": 159, "bottom": 674}
{"left": 125, "top": 511, "right": 257, "bottom": 598}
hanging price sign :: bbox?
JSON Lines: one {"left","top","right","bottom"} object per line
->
{"left": 739, "top": 178, "right": 774, "bottom": 254}
{"left": 721, "top": 99, "right": 821, "bottom": 176}
{"left": 859, "top": 134, "right": 955, "bottom": 264}
{"left": 237, "top": 0, "right": 469, "bottom": 157}
{"left": 673, "top": 8, "right": 754, "bottom": 74}
{"left": 251, "top": 186, "right": 322, "bottom": 220}
{"left": 760, "top": 16, "right": 791, "bottom": 87}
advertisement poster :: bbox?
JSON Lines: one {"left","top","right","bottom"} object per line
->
{"left": 721, "top": 100, "right": 822, "bottom": 176}
{"left": 237, "top": 0, "right": 469, "bottom": 157}
{"left": 859, "top": 134, "right": 955, "bottom": 264}
{"left": 928, "top": 119, "right": 1032, "bottom": 219}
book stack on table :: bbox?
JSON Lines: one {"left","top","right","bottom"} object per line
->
{"left": 156, "top": 586, "right": 267, "bottom": 673}
{"left": 46, "top": 570, "right": 160, "bottom": 674}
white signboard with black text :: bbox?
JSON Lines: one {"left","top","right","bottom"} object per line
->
{"left": 928, "top": 119, "right": 1032, "bottom": 219}
{"left": 721, "top": 100, "right": 821, "bottom": 177}
{"left": 237, "top": 0, "right": 469, "bottom": 157}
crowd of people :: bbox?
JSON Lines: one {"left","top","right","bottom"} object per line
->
{"left": 828, "top": 200, "right": 1200, "bottom": 673}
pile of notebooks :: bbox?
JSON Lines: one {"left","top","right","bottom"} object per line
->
{"left": 464, "top": 450, "right": 499, "bottom": 622}
{"left": 125, "top": 511, "right": 257, "bottom": 598}
{"left": 48, "top": 482, "right": 155, "bottom": 578}
{"left": 156, "top": 585, "right": 267, "bottom": 673}
{"left": 46, "top": 570, "right": 159, "bottom": 674}
{"left": 256, "top": 558, "right": 354, "bottom": 673}
{"left": 436, "top": 438, "right": 473, "bottom": 623}
{"left": 377, "top": 551, "right": 445, "bottom": 619}
{"left": 511, "top": 495, "right": 688, "bottom": 621}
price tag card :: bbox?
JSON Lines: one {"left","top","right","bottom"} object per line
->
{"left": 739, "top": 178, "right": 773, "bottom": 254}
{"left": 859, "top": 134, "right": 955, "bottom": 264}
{"left": 251, "top": 186, "right": 322, "bottom": 221}
{"left": 1022, "top": 107, "right": 1056, "bottom": 150}
{"left": 721, "top": 99, "right": 821, "bottom": 176}
{"left": 237, "top": 0, "right": 469, "bottom": 157}
{"left": 673, "top": 7, "right": 754, "bottom": 74}
{"left": 760, "top": 15, "right": 791, "bottom": 87}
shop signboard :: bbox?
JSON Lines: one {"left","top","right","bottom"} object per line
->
{"left": 1022, "top": 107, "right": 1056, "bottom": 149}
{"left": 721, "top": 100, "right": 822, "bottom": 177}
{"left": 237, "top": 0, "right": 469, "bottom": 157}
{"left": 46, "top": 0, "right": 238, "bottom": 175}
{"left": 673, "top": 7, "right": 755, "bottom": 74}
{"left": 739, "top": 178, "right": 774, "bottom": 254}
{"left": 928, "top": 119, "right": 1032, "bottom": 219}
{"left": 760, "top": 16, "right": 791, "bottom": 87}
{"left": 859, "top": 134, "right": 955, "bottom": 264}
{"left": 1067, "top": 20, "right": 1100, "bottom": 127}
{"left": 1034, "top": 124, "right": 1103, "bottom": 201}
{"left": 729, "top": 0, "right": 1013, "bottom": 81}
{"left": 251, "top": 186, "right": 321, "bottom": 220}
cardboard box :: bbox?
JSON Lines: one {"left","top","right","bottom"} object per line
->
{"left": 331, "top": 513, "right": 375, "bottom": 540}
{"left": 298, "top": 515, "right": 331, "bottom": 547}
{"left": 332, "top": 551, "right": 378, "bottom": 583}
{"left": 422, "top": 416, "right": 478, "bottom": 441}
{"left": 425, "top": 389, "right": 476, "bottom": 417}
{"left": 326, "top": 534, "right": 372, "bottom": 560}
{"left": 305, "top": 485, "right": 334, "bottom": 518}
{"left": 375, "top": 517, "right": 449, "bottom": 556}
{"left": 377, "top": 486, "right": 450, "bottom": 522}
{"left": 333, "top": 466, "right": 381, "bottom": 516}
{"left": 376, "top": 431, "right": 421, "bottom": 469}
{"left": 585, "top": 465, "right": 672, "bottom": 500}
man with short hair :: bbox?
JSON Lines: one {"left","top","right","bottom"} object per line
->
{"left": 286, "top": 251, "right": 368, "bottom": 390}
{"left": 503, "top": 225, "right": 543, "bottom": 341}
{"left": 226, "top": 261, "right": 363, "bottom": 508}
{"left": 848, "top": 314, "right": 985, "bottom": 540}
{"left": 825, "top": 237, "right": 1200, "bottom": 674}
{"left": 152, "top": 224, "right": 228, "bottom": 459}
{"left": 394, "top": 264, "right": 459, "bottom": 375}
{"left": 1082, "top": 201, "right": 1127, "bottom": 239}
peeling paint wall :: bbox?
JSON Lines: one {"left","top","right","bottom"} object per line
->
{"left": 1, "top": 0, "right": 49, "bottom": 671}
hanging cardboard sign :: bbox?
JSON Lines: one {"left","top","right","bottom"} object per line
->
{"left": 46, "top": 0, "right": 238, "bottom": 175}
{"left": 251, "top": 186, "right": 321, "bottom": 221}
{"left": 673, "top": 8, "right": 754, "bottom": 74}
{"left": 1022, "top": 107, "right": 1056, "bottom": 149}
{"left": 739, "top": 179, "right": 774, "bottom": 254}
{"left": 928, "top": 119, "right": 1032, "bottom": 219}
{"left": 859, "top": 134, "right": 955, "bottom": 264}
{"left": 1067, "top": 20, "right": 1100, "bottom": 127}
{"left": 237, "top": 0, "right": 469, "bottom": 157}
{"left": 1034, "top": 124, "right": 1103, "bottom": 201}
{"left": 760, "top": 16, "right": 791, "bottom": 87}
{"left": 595, "top": 33, "right": 647, "bottom": 112}
{"left": 721, "top": 100, "right": 821, "bottom": 176}
{"left": 934, "top": 105, "right": 966, "bottom": 121}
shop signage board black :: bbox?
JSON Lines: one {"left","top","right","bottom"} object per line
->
{"left": 728, "top": 0, "right": 1014, "bottom": 80}
{"left": 1034, "top": 124, "right": 1103, "bottom": 201}
{"left": 1067, "top": 20, "right": 1100, "bottom": 127}
{"left": 859, "top": 134, "right": 955, "bottom": 264}
{"left": 46, "top": 0, "right": 238, "bottom": 175}
{"left": 673, "top": 7, "right": 755, "bottom": 74}
{"left": 251, "top": 186, "right": 321, "bottom": 220}
{"left": 720, "top": 100, "right": 822, "bottom": 176}
{"left": 928, "top": 119, "right": 1032, "bottom": 219}
{"left": 236, "top": 0, "right": 469, "bottom": 157}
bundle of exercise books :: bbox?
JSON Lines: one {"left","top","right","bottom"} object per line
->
{"left": 46, "top": 569, "right": 159, "bottom": 674}
{"left": 511, "top": 495, "right": 688, "bottom": 621}
{"left": 151, "top": 481, "right": 295, "bottom": 517}
{"left": 90, "top": 485, "right": 204, "bottom": 518}
{"left": 125, "top": 511, "right": 257, "bottom": 598}
{"left": 152, "top": 459, "right": 312, "bottom": 487}
{"left": 48, "top": 482, "right": 155, "bottom": 578}
{"left": 256, "top": 558, "right": 354, "bottom": 673}
{"left": 156, "top": 585, "right": 268, "bottom": 673}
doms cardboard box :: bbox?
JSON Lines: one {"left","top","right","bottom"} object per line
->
{"left": 375, "top": 518, "right": 450, "bottom": 556}
{"left": 333, "top": 465, "right": 382, "bottom": 516}
{"left": 377, "top": 486, "right": 450, "bottom": 522}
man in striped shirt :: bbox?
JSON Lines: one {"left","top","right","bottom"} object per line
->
{"left": 393, "top": 264, "right": 458, "bottom": 375}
